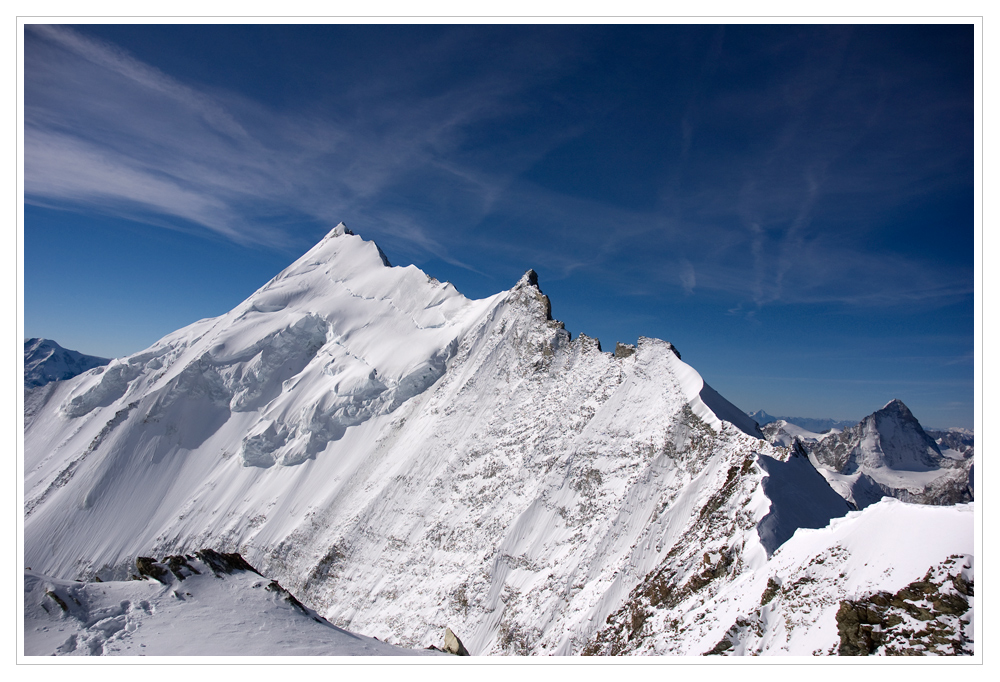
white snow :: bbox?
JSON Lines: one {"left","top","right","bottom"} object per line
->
{"left": 23, "top": 555, "right": 443, "bottom": 656}
{"left": 23, "top": 226, "right": 975, "bottom": 657}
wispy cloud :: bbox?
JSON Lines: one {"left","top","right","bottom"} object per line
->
{"left": 24, "top": 25, "right": 579, "bottom": 259}
{"left": 29, "top": 24, "right": 250, "bottom": 140}
{"left": 24, "top": 24, "right": 973, "bottom": 315}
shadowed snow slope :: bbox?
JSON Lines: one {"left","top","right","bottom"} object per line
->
{"left": 24, "top": 226, "right": 973, "bottom": 656}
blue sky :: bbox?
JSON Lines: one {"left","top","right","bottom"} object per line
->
{"left": 22, "top": 23, "right": 976, "bottom": 429}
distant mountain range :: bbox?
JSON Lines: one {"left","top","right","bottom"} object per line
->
{"left": 24, "top": 338, "right": 109, "bottom": 389}
{"left": 747, "top": 409, "right": 857, "bottom": 433}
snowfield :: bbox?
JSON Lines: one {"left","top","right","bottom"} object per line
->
{"left": 23, "top": 225, "right": 975, "bottom": 656}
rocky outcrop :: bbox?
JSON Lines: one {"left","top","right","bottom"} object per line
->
{"left": 195, "top": 549, "right": 262, "bottom": 577}
{"left": 134, "top": 550, "right": 261, "bottom": 583}
{"left": 836, "top": 555, "right": 973, "bottom": 655}
{"left": 444, "top": 627, "right": 470, "bottom": 655}
{"left": 613, "top": 342, "right": 635, "bottom": 359}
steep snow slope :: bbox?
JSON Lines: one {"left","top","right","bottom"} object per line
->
{"left": 24, "top": 338, "right": 109, "bottom": 389}
{"left": 806, "top": 400, "right": 973, "bottom": 508}
{"left": 23, "top": 226, "right": 972, "bottom": 656}
{"left": 23, "top": 225, "right": 780, "bottom": 654}
{"left": 24, "top": 550, "right": 443, "bottom": 656}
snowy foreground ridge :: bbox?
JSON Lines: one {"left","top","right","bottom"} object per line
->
{"left": 25, "top": 550, "right": 445, "bottom": 656}
{"left": 24, "top": 225, "right": 974, "bottom": 656}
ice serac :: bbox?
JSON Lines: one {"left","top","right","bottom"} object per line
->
{"left": 23, "top": 227, "right": 973, "bottom": 656}
{"left": 803, "top": 399, "right": 973, "bottom": 509}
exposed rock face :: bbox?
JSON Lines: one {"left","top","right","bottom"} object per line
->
{"left": 444, "top": 627, "right": 470, "bottom": 656}
{"left": 582, "top": 444, "right": 850, "bottom": 656}
{"left": 134, "top": 557, "right": 168, "bottom": 583}
{"left": 803, "top": 399, "right": 973, "bottom": 508}
{"left": 24, "top": 338, "right": 110, "bottom": 389}
{"left": 613, "top": 342, "right": 635, "bottom": 359}
{"left": 195, "top": 549, "right": 262, "bottom": 577}
{"left": 136, "top": 550, "right": 259, "bottom": 583}
{"left": 836, "top": 555, "right": 973, "bottom": 656}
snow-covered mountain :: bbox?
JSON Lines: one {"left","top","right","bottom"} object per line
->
{"left": 926, "top": 428, "right": 975, "bottom": 461}
{"left": 24, "top": 337, "right": 109, "bottom": 389}
{"left": 805, "top": 399, "right": 973, "bottom": 509}
{"left": 23, "top": 225, "right": 974, "bottom": 656}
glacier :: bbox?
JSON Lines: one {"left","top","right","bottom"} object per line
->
{"left": 23, "top": 224, "right": 974, "bottom": 656}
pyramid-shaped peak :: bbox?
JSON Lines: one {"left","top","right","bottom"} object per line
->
{"left": 877, "top": 399, "right": 915, "bottom": 420}
{"left": 298, "top": 222, "right": 392, "bottom": 269}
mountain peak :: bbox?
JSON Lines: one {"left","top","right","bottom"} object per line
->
{"left": 880, "top": 398, "right": 910, "bottom": 414}
{"left": 517, "top": 269, "right": 540, "bottom": 288}
{"left": 870, "top": 400, "right": 925, "bottom": 434}
{"left": 807, "top": 396, "right": 953, "bottom": 508}
{"left": 327, "top": 222, "right": 353, "bottom": 237}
